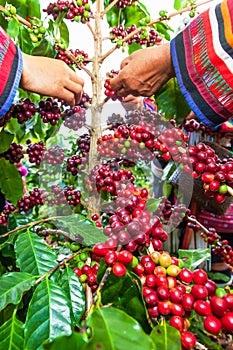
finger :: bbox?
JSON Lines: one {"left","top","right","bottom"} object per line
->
{"left": 65, "top": 80, "right": 84, "bottom": 104}
{"left": 60, "top": 89, "right": 76, "bottom": 106}
{"left": 109, "top": 75, "right": 122, "bottom": 91}
{"left": 69, "top": 71, "right": 85, "bottom": 87}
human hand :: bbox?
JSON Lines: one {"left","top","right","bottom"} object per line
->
{"left": 110, "top": 43, "right": 175, "bottom": 97}
{"left": 20, "top": 53, "right": 84, "bottom": 106}
{"left": 121, "top": 94, "right": 143, "bottom": 111}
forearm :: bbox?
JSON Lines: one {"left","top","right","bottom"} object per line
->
{"left": 171, "top": 0, "right": 233, "bottom": 128}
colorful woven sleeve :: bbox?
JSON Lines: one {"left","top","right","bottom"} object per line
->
{"left": 170, "top": 0, "right": 233, "bottom": 128}
{"left": 0, "top": 26, "right": 23, "bottom": 118}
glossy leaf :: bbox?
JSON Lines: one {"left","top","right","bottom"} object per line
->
{"left": 57, "top": 215, "right": 106, "bottom": 245}
{"left": 174, "top": 0, "right": 187, "bottom": 10}
{"left": 58, "top": 265, "right": 85, "bottom": 323}
{"left": 146, "top": 198, "right": 162, "bottom": 212}
{"left": 155, "top": 22, "right": 172, "bottom": 41}
{"left": 0, "top": 130, "right": 14, "bottom": 153}
{"left": 101, "top": 272, "right": 150, "bottom": 333}
{"left": 0, "top": 159, "right": 23, "bottom": 206}
{"left": 6, "top": 17, "right": 19, "bottom": 39}
{"left": 59, "top": 21, "right": 69, "bottom": 48}
{"left": 0, "top": 272, "right": 36, "bottom": 311}
{"left": 24, "top": 279, "right": 72, "bottom": 350}
{"left": 105, "top": 0, "right": 120, "bottom": 27}
{"left": 83, "top": 307, "right": 156, "bottom": 350}
{"left": 27, "top": 0, "right": 41, "bottom": 18}
{"left": 18, "top": 26, "right": 34, "bottom": 54}
{"left": 15, "top": 231, "right": 57, "bottom": 276}
{"left": 123, "top": 5, "right": 146, "bottom": 27}
{"left": 150, "top": 324, "right": 181, "bottom": 350}
{"left": 0, "top": 308, "right": 24, "bottom": 350}
{"left": 154, "top": 78, "right": 190, "bottom": 121}
{"left": 178, "top": 249, "right": 211, "bottom": 271}
{"left": 128, "top": 42, "right": 141, "bottom": 55}
{"left": 43, "top": 332, "right": 86, "bottom": 350}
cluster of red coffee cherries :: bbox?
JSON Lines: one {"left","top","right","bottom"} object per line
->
{"left": 0, "top": 188, "right": 46, "bottom": 225}
{"left": 86, "top": 164, "right": 134, "bottom": 195}
{"left": 44, "top": 0, "right": 92, "bottom": 22}
{"left": 154, "top": 128, "right": 189, "bottom": 163}
{"left": 88, "top": 243, "right": 233, "bottom": 348}
{"left": 56, "top": 48, "right": 89, "bottom": 68}
{"left": 110, "top": 24, "right": 162, "bottom": 47}
{"left": 187, "top": 142, "right": 233, "bottom": 202}
{"left": 0, "top": 98, "right": 36, "bottom": 125}
{"left": 62, "top": 105, "right": 86, "bottom": 131}
{"left": 104, "top": 70, "right": 122, "bottom": 101}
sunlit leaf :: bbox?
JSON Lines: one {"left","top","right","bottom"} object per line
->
{"left": 82, "top": 307, "right": 156, "bottom": 350}
{"left": 150, "top": 324, "right": 181, "bottom": 350}
{"left": 15, "top": 231, "right": 57, "bottom": 276}
{"left": 178, "top": 249, "right": 211, "bottom": 270}
{"left": 0, "top": 272, "right": 36, "bottom": 311}
{"left": 58, "top": 265, "right": 85, "bottom": 324}
{"left": 24, "top": 279, "right": 72, "bottom": 350}
{"left": 0, "top": 308, "right": 24, "bottom": 350}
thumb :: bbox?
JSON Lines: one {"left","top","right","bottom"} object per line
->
{"left": 109, "top": 75, "right": 122, "bottom": 90}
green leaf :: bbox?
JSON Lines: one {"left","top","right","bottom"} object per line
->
{"left": 43, "top": 332, "right": 86, "bottom": 350}
{"left": 0, "top": 233, "right": 17, "bottom": 252}
{"left": 27, "top": 0, "right": 41, "bottom": 18}
{"left": 6, "top": 17, "right": 19, "bottom": 39}
{"left": 24, "top": 279, "right": 72, "bottom": 350}
{"left": 150, "top": 324, "right": 181, "bottom": 350}
{"left": 0, "top": 159, "right": 23, "bottom": 206}
{"left": 101, "top": 272, "right": 150, "bottom": 333}
{"left": 56, "top": 215, "right": 106, "bottom": 245}
{"left": 162, "top": 181, "right": 172, "bottom": 198}
{"left": 128, "top": 42, "right": 141, "bottom": 55}
{"left": 0, "top": 308, "right": 24, "bottom": 350}
{"left": 155, "top": 22, "right": 172, "bottom": 41}
{"left": 174, "top": 0, "right": 188, "bottom": 10}
{"left": 207, "top": 271, "right": 230, "bottom": 283}
{"left": 83, "top": 307, "right": 156, "bottom": 350}
{"left": 178, "top": 249, "right": 211, "bottom": 271}
{"left": 137, "top": 2, "right": 150, "bottom": 16}
{"left": 58, "top": 266, "right": 85, "bottom": 324}
{"left": 154, "top": 78, "right": 190, "bottom": 121}
{"left": 0, "top": 272, "right": 36, "bottom": 312}
{"left": 59, "top": 21, "right": 69, "bottom": 48}
{"left": 15, "top": 231, "right": 57, "bottom": 276}
{"left": 105, "top": 5, "right": 120, "bottom": 27}
{"left": 123, "top": 5, "right": 146, "bottom": 27}
{"left": 32, "top": 38, "right": 56, "bottom": 58}
{"left": 146, "top": 198, "right": 162, "bottom": 212}
{"left": 0, "top": 130, "right": 14, "bottom": 153}
{"left": 18, "top": 26, "right": 33, "bottom": 54}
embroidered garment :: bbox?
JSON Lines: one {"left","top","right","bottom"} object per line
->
{"left": 197, "top": 203, "right": 233, "bottom": 233}
{"left": 0, "top": 26, "right": 22, "bottom": 117}
{"left": 171, "top": 0, "right": 233, "bottom": 128}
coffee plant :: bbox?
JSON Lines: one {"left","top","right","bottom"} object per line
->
{"left": 0, "top": 0, "right": 232, "bottom": 349}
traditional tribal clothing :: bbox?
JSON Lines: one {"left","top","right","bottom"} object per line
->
{"left": 171, "top": 0, "right": 233, "bottom": 128}
{"left": 0, "top": 26, "right": 22, "bottom": 117}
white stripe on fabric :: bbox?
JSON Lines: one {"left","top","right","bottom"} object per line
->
{"left": 209, "top": 5, "right": 233, "bottom": 73}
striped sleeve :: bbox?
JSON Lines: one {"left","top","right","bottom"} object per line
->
{"left": 0, "top": 26, "right": 23, "bottom": 118}
{"left": 170, "top": 0, "right": 233, "bottom": 128}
